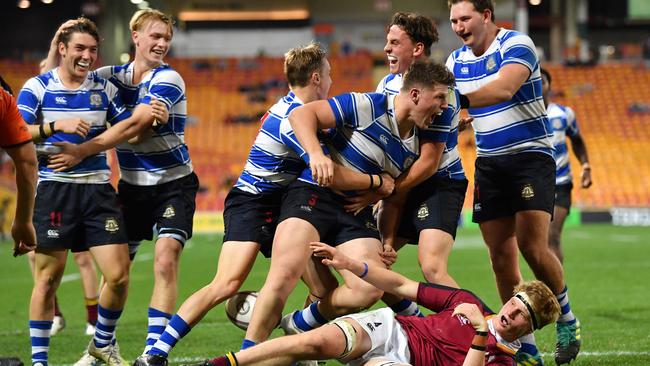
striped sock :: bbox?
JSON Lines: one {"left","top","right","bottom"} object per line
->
{"left": 518, "top": 334, "right": 540, "bottom": 355}
{"left": 29, "top": 320, "right": 52, "bottom": 366}
{"left": 556, "top": 286, "right": 576, "bottom": 324}
{"left": 94, "top": 305, "right": 123, "bottom": 348}
{"left": 240, "top": 339, "right": 256, "bottom": 350}
{"left": 148, "top": 314, "right": 191, "bottom": 357}
{"left": 292, "top": 301, "right": 328, "bottom": 332}
{"left": 389, "top": 299, "right": 424, "bottom": 317}
{"left": 143, "top": 307, "right": 172, "bottom": 354}
{"left": 85, "top": 297, "right": 99, "bottom": 326}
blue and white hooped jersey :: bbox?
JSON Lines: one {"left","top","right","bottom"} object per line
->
{"left": 235, "top": 91, "right": 307, "bottom": 194}
{"left": 294, "top": 92, "right": 419, "bottom": 186}
{"left": 447, "top": 28, "right": 553, "bottom": 158}
{"left": 547, "top": 103, "right": 579, "bottom": 186}
{"left": 376, "top": 73, "right": 465, "bottom": 180}
{"left": 95, "top": 63, "right": 192, "bottom": 186}
{"left": 17, "top": 68, "right": 130, "bottom": 184}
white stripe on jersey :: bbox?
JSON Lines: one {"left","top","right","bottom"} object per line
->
{"left": 447, "top": 28, "right": 553, "bottom": 158}
{"left": 376, "top": 73, "right": 465, "bottom": 180}
{"left": 547, "top": 103, "right": 579, "bottom": 185}
{"left": 96, "top": 63, "right": 192, "bottom": 186}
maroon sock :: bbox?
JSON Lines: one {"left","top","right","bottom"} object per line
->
{"left": 54, "top": 296, "right": 62, "bottom": 317}
{"left": 85, "top": 297, "right": 99, "bottom": 325}
{"left": 208, "top": 355, "right": 235, "bottom": 366}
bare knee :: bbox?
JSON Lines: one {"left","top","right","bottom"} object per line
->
{"left": 420, "top": 260, "right": 448, "bottom": 283}
{"left": 294, "top": 332, "right": 330, "bottom": 357}
{"left": 103, "top": 269, "right": 129, "bottom": 293}
{"left": 352, "top": 283, "right": 383, "bottom": 310}
{"left": 208, "top": 277, "right": 243, "bottom": 301}
{"left": 154, "top": 253, "right": 180, "bottom": 281}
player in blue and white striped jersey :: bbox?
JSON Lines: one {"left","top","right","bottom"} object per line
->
{"left": 17, "top": 18, "right": 131, "bottom": 366}
{"left": 540, "top": 68, "right": 592, "bottom": 264}
{"left": 447, "top": 1, "right": 581, "bottom": 364}
{"left": 370, "top": 13, "right": 468, "bottom": 294}
{"left": 242, "top": 60, "right": 454, "bottom": 348}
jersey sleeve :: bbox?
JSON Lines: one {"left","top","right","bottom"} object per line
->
{"left": 16, "top": 78, "right": 42, "bottom": 124}
{"left": 279, "top": 115, "right": 329, "bottom": 164}
{"left": 500, "top": 33, "right": 538, "bottom": 73}
{"left": 328, "top": 92, "right": 385, "bottom": 130}
{"left": 144, "top": 70, "right": 185, "bottom": 109}
{"left": 565, "top": 106, "right": 579, "bottom": 137}
{"left": 93, "top": 65, "right": 115, "bottom": 80}
{"left": 104, "top": 81, "right": 131, "bottom": 125}
{"left": 0, "top": 89, "right": 32, "bottom": 147}
{"left": 417, "top": 283, "right": 487, "bottom": 313}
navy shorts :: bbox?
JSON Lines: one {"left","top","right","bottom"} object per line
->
{"left": 34, "top": 182, "right": 128, "bottom": 252}
{"left": 554, "top": 183, "right": 572, "bottom": 211}
{"left": 279, "top": 181, "right": 380, "bottom": 246}
{"left": 118, "top": 172, "right": 199, "bottom": 245}
{"left": 223, "top": 187, "right": 284, "bottom": 258}
{"left": 472, "top": 152, "right": 555, "bottom": 223}
{"left": 398, "top": 176, "right": 468, "bottom": 241}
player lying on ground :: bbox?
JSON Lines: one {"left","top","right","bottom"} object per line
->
{"left": 191, "top": 242, "right": 560, "bottom": 366}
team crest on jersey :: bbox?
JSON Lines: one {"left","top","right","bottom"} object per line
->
{"left": 460, "top": 66, "right": 469, "bottom": 74}
{"left": 379, "top": 134, "right": 389, "bottom": 145}
{"left": 163, "top": 205, "right": 176, "bottom": 218}
{"left": 521, "top": 184, "right": 535, "bottom": 200}
{"left": 552, "top": 118, "right": 563, "bottom": 130}
{"left": 403, "top": 156, "right": 415, "bottom": 170}
{"left": 105, "top": 217, "right": 119, "bottom": 232}
{"left": 417, "top": 203, "right": 429, "bottom": 220}
{"left": 486, "top": 55, "right": 497, "bottom": 72}
{"left": 89, "top": 92, "right": 103, "bottom": 107}
{"left": 365, "top": 219, "right": 378, "bottom": 231}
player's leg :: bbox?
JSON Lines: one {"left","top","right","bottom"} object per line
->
{"left": 72, "top": 251, "right": 99, "bottom": 334}
{"left": 27, "top": 250, "right": 65, "bottom": 336}
{"left": 29, "top": 249, "right": 67, "bottom": 366}
{"left": 549, "top": 183, "right": 572, "bottom": 263}
{"left": 417, "top": 229, "right": 457, "bottom": 287}
{"left": 479, "top": 218, "right": 521, "bottom": 303}
{"left": 380, "top": 238, "right": 422, "bottom": 317}
{"left": 244, "top": 217, "right": 320, "bottom": 346}
{"left": 137, "top": 241, "right": 260, "bottom": 365}
{"left": 300, "top": 255, "right": 339, "bottom": 308}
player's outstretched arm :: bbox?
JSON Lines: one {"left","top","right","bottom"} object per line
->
{"left": 460, "top": 63, "right": 530, "bottom": 108}
{"left": 27, "top": 118, "right": 90, "bottom": 142}
{"left": 4, "top": 142, "right": 37, "bottom": 256}
{"left": 569, "top": 133, "right": 592, "bottom": 188}
{"left": 289, "top": 101, "right": 337, "bottom": 186}
{"left": 311, "top": 241, "right": 419, "bottom": 301}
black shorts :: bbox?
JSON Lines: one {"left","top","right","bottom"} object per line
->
{"left": 278, "top": 181, "right": 380, "bottom": 246}
{"left": 554, "top": 183, "right": 572, "bottom": 211}
{"left": 398, "top": 176, "right": 468, "bottom": 241}
{"left": 223, "top": 187, "right": 284, "bottom": 258}
{"left": 472, "top": 152, "right": 555, "bottom": 223}
{"left": 118, "top": 172, "right": 199, "bottom": 245}
{"left": 34, "top": 182, "right": 128, "bottom": 252}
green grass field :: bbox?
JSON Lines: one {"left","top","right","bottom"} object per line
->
{"left": 1, "top": 224, "right": 649, "bottom": 366}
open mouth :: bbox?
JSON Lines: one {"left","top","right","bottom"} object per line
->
{"left": 76, "top": 60, "right": 90, "bottom": 70}
{"left": 387, "top": 55, "right": 398, "bottom": 67}
{"left": 500, "top": 315, "right": 508, "bottom": 327}
{"left": 459, "top": 33, "right": 471, "bottom": 42}
{"left": 152, "top": 49, "right": 165, "bottom": 57}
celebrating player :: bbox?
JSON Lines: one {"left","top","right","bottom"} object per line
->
{"left": 191, "top": 241, "right": 560, "bottom": 366}
{"left": 447, "top": 1, "right": 581, "bottom": 363}
{"left": 17, "top": 18, "right": 131, "bottom": 366}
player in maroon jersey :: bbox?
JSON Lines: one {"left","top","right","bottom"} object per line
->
{"left": 188, "top": 242, "right": 560, "bottom": 366}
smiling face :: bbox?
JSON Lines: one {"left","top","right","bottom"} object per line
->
{"left": 133, "top": 20, "right": 172, "bottom": 66}
{"left": 409, "top": 84, "right": 449, "bottom": 129}
{"left": 450, "top": 1, "right": 492, "bottom": 54}
{"left": 58, "top": 32, "right": 98, "bottom": 82}
{"left": 384, "top": 25, "right": 418, "bottom": 75}
{"left": 493, "top": 297, "right": 534, "bottom": 342}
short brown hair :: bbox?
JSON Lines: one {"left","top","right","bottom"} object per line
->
{"left": 388, "top": 12, "right": 439, "bottom": 57}
{"left": 514, "top": 280, "right": 560, "bottom": 330}
{"left": 448, "top": 0, "right": 495, "bottom": 22}
{"left": 402, "top": 60, "right": 455, "bottom": 91}
{"left": 284, "top": 42, "right": 327, "bottom": 88}
{"left": 57, "top": 17, "right": 99, "bottom": 46}
{"left": 130, "top": 9, "right": 174, "bottom": 36}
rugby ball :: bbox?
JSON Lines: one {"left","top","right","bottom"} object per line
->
{"left": 225, "top": 291, "right": 258, "bottom": 330}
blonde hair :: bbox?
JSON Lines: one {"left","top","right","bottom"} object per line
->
{"left": 283, "top": 42, "right": 327, "bottom": 88}
{"left": 514, "top": 280, "right": 560, "bottom": 330}
{"left": 129, "top": 9, "right": 174, "bottom": 35}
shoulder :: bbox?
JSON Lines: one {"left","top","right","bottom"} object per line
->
{"left": 499, "top": 29, "right": 536, "bottom": 50}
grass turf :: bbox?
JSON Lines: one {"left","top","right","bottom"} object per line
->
{"left": 1, "top": 224, "right": 649, "bottom": 365}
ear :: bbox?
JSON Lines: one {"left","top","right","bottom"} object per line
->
{"left": 58, "top": 42, "right": 66, "bottom": 57}
{"left": 311, "top": 71, "right": 321, "bottom": 85}
{"left": 483, "top": 9, "right": 492, "bottom": 24}
{"left": 413, "top": 42, "right": 425, "bottom": 58}
{"left": 410, "top": 88, "right": 420, "bottom": 104}
{"left": 131, "top": 30, "right": 139, "bottom": 46}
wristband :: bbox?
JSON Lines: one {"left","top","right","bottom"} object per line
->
{"left": 359, "top": 262, "right": 369, "bottom": 278}
{"left": 39, "top": 123, "right": 47, "bottom": 139}
{"left": 581, "top": 163, "right": 591, "bottom": 170}
{"left": 376, "top": 174, "right": 383, "bottom": 189}
{"left": 470, "top": 344, "right": 486, "bottom": 352}
{"left": 475, "top": 330, "right": 488, "bottom": 337}
{"left": 49, "top": 121, "right": 58, "bottom": 134}
{"left": 459, "top": 93, "right": 470, "bottom": 109}
{"left": 368, "top": 174, "right": 374, "bottom": 190}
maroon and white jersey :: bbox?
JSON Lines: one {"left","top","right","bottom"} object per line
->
{"left": 396, "top": 283, "right": 516, "bottom": 366}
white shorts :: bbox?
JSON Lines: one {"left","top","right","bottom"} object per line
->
{"left": 341, "top": 308, "right": 412, "bottom": 366}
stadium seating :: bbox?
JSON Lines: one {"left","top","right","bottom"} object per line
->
{"left": 1, "top": 59, "right": 648, "bottom": 210}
